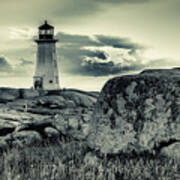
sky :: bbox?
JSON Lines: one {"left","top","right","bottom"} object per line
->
{"left": 0, "top": 0, "right": 180, "bottom": 91}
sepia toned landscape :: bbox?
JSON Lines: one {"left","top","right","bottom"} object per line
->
{"left": 0, "top": 68, "right": 180, "bottom": 179}
{"left": 0, "top": 0, "right": 180, "bottom": 179}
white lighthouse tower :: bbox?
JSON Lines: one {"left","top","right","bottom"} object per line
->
{"left": 34, "top": 20, "right": 60, "bottom": 90}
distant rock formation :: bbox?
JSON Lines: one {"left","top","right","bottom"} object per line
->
{"left": 88, "top": 68, "right": 180, "bottom": 158}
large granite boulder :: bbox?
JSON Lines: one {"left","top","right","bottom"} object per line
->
{"left": 88, "top": 69, "right": 180, "bottom": 155}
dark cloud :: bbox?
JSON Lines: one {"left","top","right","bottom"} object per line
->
{"left": 57, "top": 32, "right": 102, "bottom": 47}
{"left": 57, "top": 32, "right": 144, "bottom": 49}
{"left": 0, "top": 57, "right": 12, "bottom": 72}
{"left": 57, "top": 32, "right": 144, "bottom": 76}
{"left": 81, "top": 59, "right": 143, "bottom": 76}
{"left": 96, "top": 35, "right": 144, "bottom": 50}
{"left": 57, "top": 46, "right": 108, "bottom": 74}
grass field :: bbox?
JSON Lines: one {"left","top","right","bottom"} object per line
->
{"left": 0, "top": 140, "right": 179, "bottom": 180}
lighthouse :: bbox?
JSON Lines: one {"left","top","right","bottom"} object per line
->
{"left": 33, "top": 20, "right": 60, "bottom": 90}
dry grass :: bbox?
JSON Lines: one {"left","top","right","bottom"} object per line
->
{"left": 0, "top": 140, "right": 179, "bottom": 180}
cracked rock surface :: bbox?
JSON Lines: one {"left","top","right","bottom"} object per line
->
{"left": 88, "top": 68, "right": 180, "bottom": 157}
{"left": 0, "top": 88, "right": 98, "bottom": 149}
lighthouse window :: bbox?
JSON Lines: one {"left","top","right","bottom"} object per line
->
{"left": 47, "top": 30, "right": 51, "bottom": 34}
{"left": 40, "top": 30, "right": 45, "bottom": 34}
{"left": 49, "top": 80, "right": 53, "bottom": 84}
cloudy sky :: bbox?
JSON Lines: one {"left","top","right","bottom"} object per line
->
{"left": 0, "top": 0, "right": 180, "bottom": 91}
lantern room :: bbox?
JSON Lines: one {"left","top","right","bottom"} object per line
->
{"left": 38, "top": 20, "right": 54, "bottom": 40}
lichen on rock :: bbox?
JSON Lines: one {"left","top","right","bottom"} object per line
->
{"left": 88, "top": 69, "right": 180, "bottom": 156}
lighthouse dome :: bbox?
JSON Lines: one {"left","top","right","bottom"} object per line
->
{"left": 39, "top": 20, "right": 54, "bottom": 30}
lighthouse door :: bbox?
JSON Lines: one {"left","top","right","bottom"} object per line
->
{"left": 34, "top": 77, "right": 43, "bottom": 89}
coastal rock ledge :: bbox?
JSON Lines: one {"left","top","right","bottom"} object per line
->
{"left": 0, "top": 88, "right": 98, "bottom": 149}
{"left": 88, "top": 68, "right": 180, "bottom": 158}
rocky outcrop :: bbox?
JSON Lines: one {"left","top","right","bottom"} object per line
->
{"left": 88, "top": 69, "right": 180, "bottom": 156}
{"left": 0, "top": 89, "right": 98, "bottom": 150}
{"left": 1, "top": 68, "right": 180, "bottom": 160}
